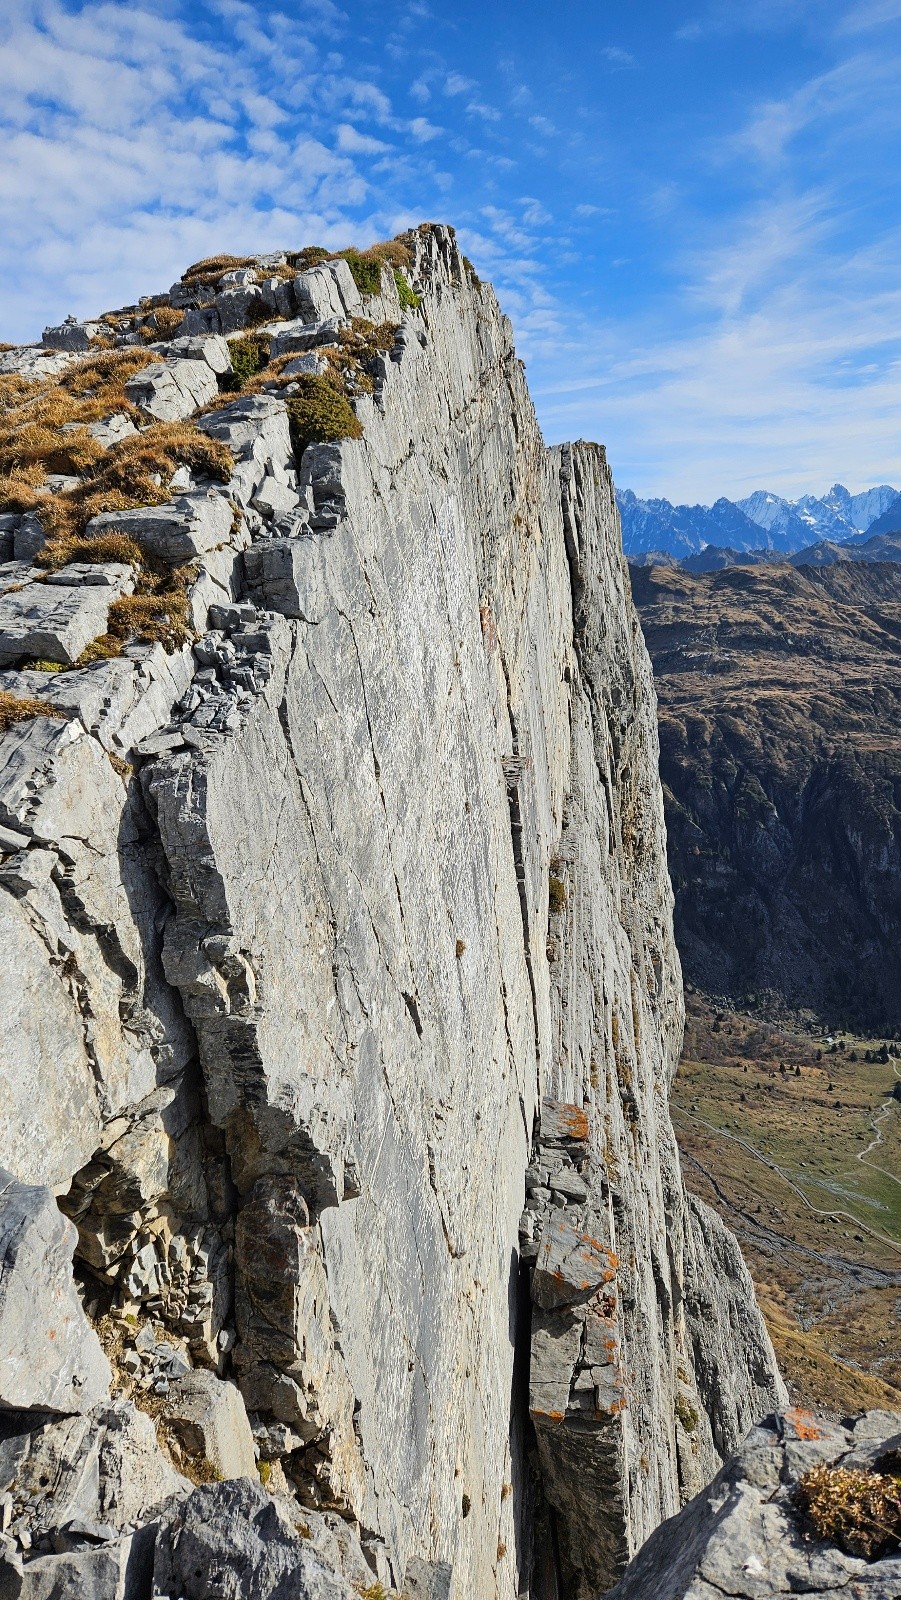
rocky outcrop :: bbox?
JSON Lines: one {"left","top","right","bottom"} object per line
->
{"left": 606, "top": 1406, "right": 901, "bottom": 1599}
{"left": 0, "top": 226, "right": 783, "bottom": 1598}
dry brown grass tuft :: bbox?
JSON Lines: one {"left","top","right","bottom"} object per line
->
{"left": 0, "top": 690, "right": 65, "bottom": 734}
{"left": 0, "top": 348, "right": 160, "bottom": 496}
{"left": 11, "top": 421, "right": 233, "bottom": 563}
{"left": 795, "top": 1461, "right": 901, "bottom": 1560}
{"left": 181, "top": 253, "right": 255, "bottom": 286}
{"left": 150, "top": 305, "right": 184, "bottom": 337}
{"left": 77, "top": 568, "right": 194, "bottom": 661}
{"left": 36, "top": 530, "right": 145, "bottom": 572}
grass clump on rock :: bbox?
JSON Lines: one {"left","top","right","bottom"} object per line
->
{"left": 77, "top": 565, "right": 194, "bottom": 663}
{"left": 5, "top": 421, "right": 234, "bottom": 562}
{"left": 285, "top": 374, "right": 363, "bottom": 455}
{"left": 795, "top": 1461, "right": 901, "bottom": 1560}
{"left": 0, "top": 691, "right": 65, "bottom": 734}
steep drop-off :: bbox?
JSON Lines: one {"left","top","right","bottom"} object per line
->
{"left": 0, "top": 226, "right": 782, "bottom": 1599}
{"left": 631, "top": 560, "right": 901, "bottom": 1030}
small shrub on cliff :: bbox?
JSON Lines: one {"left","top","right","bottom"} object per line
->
{"left": 549, "top": 874, "right": 567, "bottom": 916}
{"left": 795, "top": 1461, "right": 901, "bottom": 1560}
{"left": 285, "top": 374, "right": 363, "bottom": 456}
{"left": 675, "top": 1393, "right": 699, "bottom": 1433}
{"left": 394, "top": 269, "right": 420, "bottom": 310}
{"left": 339, "top": 248, "right": 383, "bottom": 296}
{"left": 225, "top": 333, "right": 271, "bottom": 389}
{"left": 289, "top": 246, "right": 330, "bottom": 271}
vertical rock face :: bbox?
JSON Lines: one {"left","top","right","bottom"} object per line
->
{"left": 0, "top": 225, "right": 783, "bottom": 1599}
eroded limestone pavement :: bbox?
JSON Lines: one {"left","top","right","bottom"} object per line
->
{"left": 0, "top": 224, "right": 881, "bottom": 1600}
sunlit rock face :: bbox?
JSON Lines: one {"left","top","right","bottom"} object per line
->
{"left": 0, "top": 224, "right": 782, "bottom": 1600}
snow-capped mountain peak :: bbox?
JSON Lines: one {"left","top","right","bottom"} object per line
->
{"left": 618, "top": 481, "right": 901, "bottom": 560}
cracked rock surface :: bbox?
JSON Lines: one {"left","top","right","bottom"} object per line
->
{"left": 0, "top": 225, "right": 785, "bottom": 1600}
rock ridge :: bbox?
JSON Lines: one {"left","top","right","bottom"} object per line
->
{"left": 0, "top": 224, "right": 783, "bottom": 1599}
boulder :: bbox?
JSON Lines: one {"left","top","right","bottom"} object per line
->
{"left": 85, "top": 493, "right": 233, "bottom": 565}
{"left": 606, "top": 1407, "right": 901, "bottom": 1599}
{"left": 0, "top": 348, "right": 77, "bottom": 380}
{"left": 151, "top": 1478, "right": 356, "bottom": 1599}
{"left": 196, "top": 396, "right": 294, "bottom": 507}
{"left": 0, "top": 1170, "right": 110, "bottom": 1415}
{"left": 0, "top": 565, "right": 134, "bottom": 666}
{"left": 41, "top": 319, "right": 104, "bottom": 352}
{"left": 124, "top": 360, "right": 219, "bottom": 423}
{"left": 0, "top": 1401, "right": 187, "bottom": 1549}
{"left": 531, "top": 1216, "right": 618, "bottom": 1312}
{"left": 162, "top": 1370, "right": 256, "bottom": 1480}
{"left": 0, "top": 1537, "right": 147, "bottom": 1600}
{"left": 293, "top": 260, "right": 361, "bottom": 324}
{"left": 264, "top": 319, "right": 343, "bottom": 358}
{"left": 157, "top": 334, "right": 232, "bottom": 375}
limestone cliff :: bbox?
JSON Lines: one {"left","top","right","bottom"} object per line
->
{"left": 0, "top": 225, "right": 782, "bottom": 1599}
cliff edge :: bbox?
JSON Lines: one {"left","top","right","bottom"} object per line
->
{"left": 0, "top": 225, "right": 783, "bottom": 1598}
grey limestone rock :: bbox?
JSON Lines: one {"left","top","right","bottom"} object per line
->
{"left": 263, "top": 318, "right": 344, "bottom": 358}
{"left": 151, "top": 1478, "right": 356, "bottom": 1599}
{"left": 0, "top": 1170, "right": 110, "bottom": 1415}
{"left": 0, "top": 566, "right": 134, "bottom": 666}
{"left": 162, "top": 1369, "right": 256, "bottom": 1480}
{"left": 293, "top": 260, "right": 361, "bottom": 324}
{"left": 606, "top": 1407, "right": 901, "bottom": 1600}
{"left": 86, "top": 493, "right": 233, "bottom": 565}
{"left": 0, "top": 348, "right": 78, "bottom": 380}
{"left": 0, "top": 223, "right": 787, "bottom": 1600}
{"left": 124, "top": 359, "right": 219, "bottom": 423}
{"left": 196, "top": 395, "right": 294, "bottom": 509}
{"left": 155, "top": 334, "right": 231, "bottom": 374}
{"left": 0, "top": 1537, "right": 146, "bottom": 1600}
{"left": 41, "top": 319, "right": 104, "bottom": 352}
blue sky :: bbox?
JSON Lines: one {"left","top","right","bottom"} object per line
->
{"left": 3, "top": 0, "right": 901, "bottom": 500}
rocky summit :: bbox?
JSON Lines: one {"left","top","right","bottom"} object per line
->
{"left": 0, "top": 224, "right": 893, "bottom": 1600}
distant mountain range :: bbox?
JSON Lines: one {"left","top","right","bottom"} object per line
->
{"left": 618, "top": 482, "right": 901, "bottom": 564}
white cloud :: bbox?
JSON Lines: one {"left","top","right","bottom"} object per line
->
{"left": 528, "top": 114, "right": 557, "bottom": 136}
{"left": 601, "top": 46, "right": 637, "bottom": 66}
{"left": 0, "top": 0, "right": 407, "bottom": 341}
{"left": 466, "top": 101, "right": 502, "bottom": 122}
{"left": 531, "top": 196, "right": 901, "bottom": 499}
{"left": 837, "top": 0, "right": 901, "bottom": 28}
{"left": 336, "top": 123, "right": 390, "bottom": 153}
{"left": 444, "top": 72, "right": 474, "bottom": 96}
{"left": 409, "top": 116, "right": 442, "bottom": 141}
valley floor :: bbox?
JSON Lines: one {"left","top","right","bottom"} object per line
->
{"left": 671, "top": 993, "right": 901, "bottom": 1413}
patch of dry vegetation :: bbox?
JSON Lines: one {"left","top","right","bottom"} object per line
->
{"left": 0, "top": 691, "right": 65, "bottom": 733}
{"left": 0, "top": 356, "right": 230, "bottom": 656}
{"left": 795, "top": 1461, "right": 901, "bottom": 1560}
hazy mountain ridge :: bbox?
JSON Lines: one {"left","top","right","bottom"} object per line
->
{"left": 618, "top": 481, "right": 901, "bottom": 560}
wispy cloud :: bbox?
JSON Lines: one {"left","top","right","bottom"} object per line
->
{"left": 444, "top": 71, "right": 475, "bottom": 96}
{"left": 601, "top": 46, "right": 637, "bottom": 66}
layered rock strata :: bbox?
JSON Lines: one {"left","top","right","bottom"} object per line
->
{"left": 0, "top": 225, "right": 782, "bottom": 1599}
